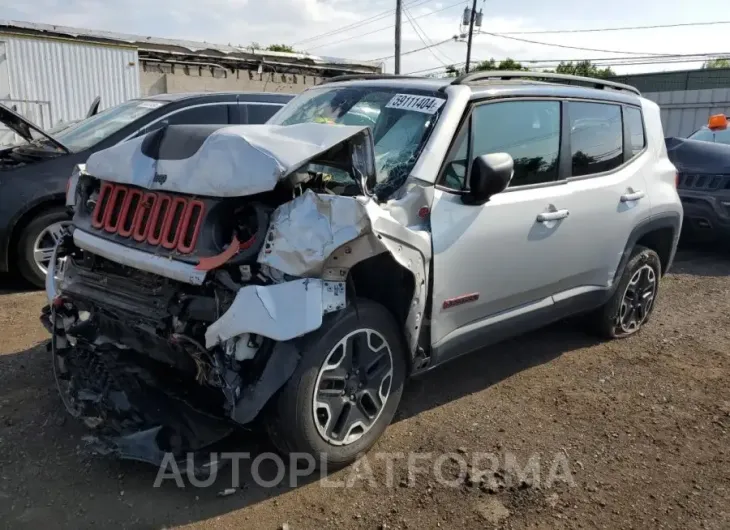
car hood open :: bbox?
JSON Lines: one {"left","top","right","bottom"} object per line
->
{"left": 85, "top": 122, "right": 376, "bottom": 197}
{"left": 0, "top": 103, "right": 70, "bottom": 153}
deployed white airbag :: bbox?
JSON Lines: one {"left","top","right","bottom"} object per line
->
{"left": 258, "top": 189, "right": 372, "bottom": 277}
{"left": 205, "top": 278, "right": 339, "bottom": 348}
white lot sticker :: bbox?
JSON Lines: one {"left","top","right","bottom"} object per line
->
{"left": 385, "top": 94, "right": 445, "bottom": 115}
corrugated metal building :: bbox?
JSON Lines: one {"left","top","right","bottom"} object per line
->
{"left": 642, "top": 88, "right": 730, "bottom": 138}
{"left": 0, "top": 31, "right": 139, "bottom": 130}
{"left": 0, "top": 20, "right": 382, "bottom": 138}
{"left": 608, "top": 68, "right": 730, "bottom": 137}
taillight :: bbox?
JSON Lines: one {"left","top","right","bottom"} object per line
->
{"left": 675, "top": 173, "right": 680, "bottom": 188}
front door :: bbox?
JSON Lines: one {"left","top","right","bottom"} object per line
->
{"left": 430, "top": 98, "right": 584, "bottom": 349}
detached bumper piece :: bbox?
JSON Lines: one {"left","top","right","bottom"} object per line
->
{"left": 41, "top": 231, "right": 313, "bottom": 469}
{"left": 42, "top": 304, "right": 233, "bottom": 468}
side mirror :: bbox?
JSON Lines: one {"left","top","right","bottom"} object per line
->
{"left": 463, "top": 153, "right": 514, "bottom": 205}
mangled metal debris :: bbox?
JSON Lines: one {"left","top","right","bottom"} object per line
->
{"left": 258, "top": 190, "right": 371, "bottom": 277}
{"left": 204, "top": 278, "right": 345, "bottom": 348}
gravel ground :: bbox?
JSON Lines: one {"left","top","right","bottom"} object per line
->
{"left": 0, "top": 250, "right": 728, "bottom": 529}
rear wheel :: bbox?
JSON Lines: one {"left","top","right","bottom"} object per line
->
{"left": 16, "top": 207, "right": 70, "bottom": 288}
{"left": 587, "top": 245, "right": 661, "bottom": 339}
{"left": 265, "top": 299, "right": 406, "bottom": 469}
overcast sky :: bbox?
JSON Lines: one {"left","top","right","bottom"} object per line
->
{"left": 0, "top": 0, "right": 727, "bottom": 75}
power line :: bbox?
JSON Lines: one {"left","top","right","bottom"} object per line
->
{"left": 378, "top": 26, "right": 675, "bottom": 67}
{"left": 369, "top": 36, "right": 457, "bottom": 62}
{"left": 292, "top": 0, "right": 432, "bottom": 46}
{"left": 479, "top": 30, "right": 667, "bottom": 56}
{"left": 405, "top": 6, "right": 457, "bottom": 64}
{"left": 402, "top": 8, "right": 447, "bottom": 65}
{"left": 531, "top": 57, "right": 727, "bottom": 68}
{"left": 518, "top": 53, "right": 730, "bottom": 64}
{"left": 500, "top": 20, "right": 730, "bottom": 35}
{"left": 405, "top": 62, "right": 465, "bottom": 75}
{"left": 306, "top": 0, "right": 467, "bottom": 52}
{"left": 405, "top": 52, "right": 730, "bottom": 76}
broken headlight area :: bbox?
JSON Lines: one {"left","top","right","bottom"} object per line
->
{"left": 40, "top": 235, "right": 311, "bottom": 466}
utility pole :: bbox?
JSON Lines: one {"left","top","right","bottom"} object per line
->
{"left": 395, "top": 0, "right": 402, "bottom": 74}
{"left": 464, "top": 0, "right": 478, "bottom": 73}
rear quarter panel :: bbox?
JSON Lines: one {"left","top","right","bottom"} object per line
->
{"left": 642, "top": 97, "right": 683, "bottom": 222}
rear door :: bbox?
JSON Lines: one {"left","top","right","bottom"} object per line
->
{"left": 556, "top": 101, "right": 653, "bottom": 291}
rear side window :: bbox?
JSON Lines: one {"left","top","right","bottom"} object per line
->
{"left": 689, "top": 126, "right": 730, "bottom": 145}
{"left": 165, "top": 105, "right": 229, "bottom": 125}
{"left": 246, "top": 104, "right": 282, "bottom": 124}
{"left": 471, "top": 100, "right": 561, "bottom": 187}
{"left": 568, "top": 102, "right": 623, "bottom": 177}
{"left": 624, "top": 106, "right": 646, "bottom": 156}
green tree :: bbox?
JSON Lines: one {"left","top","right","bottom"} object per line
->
{"left": 703, "top": 57, "right": 730, "bottom": 69}
{"left": 266, "top": 44, "right": 296, "bottom": 53}
{"left": 473, "top": 57, "right": 528, "bottom": 72}
{"left": 443, "top": 64, "right": 462, "bottom": 77}
{"left": 555, "top": 60, "right": 615, "bottom": 79}
{"left": 438, "top": 58, "right": 527, "bottom": 78}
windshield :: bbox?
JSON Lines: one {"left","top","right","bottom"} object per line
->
{"left": 688, "top": 126, "right": 730, "bottom": 145}
{"left": 270, "top": 86, "right": 445, "bottom": 198}
{"left": 50, "top": 99, "right": 164, "bottom": 151}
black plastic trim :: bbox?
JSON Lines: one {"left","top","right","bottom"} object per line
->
{"left": 612, "top": 211, "right": 682, "bottom": 286}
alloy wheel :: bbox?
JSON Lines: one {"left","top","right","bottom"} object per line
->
{"left": 313, "top": 329, "right": 394, "bottom": 446}
{"left": 618, "top": 264, "right": 657, "bottom": 334}
{"left": 32, "top": 221, "right": 70, "bottom": 276}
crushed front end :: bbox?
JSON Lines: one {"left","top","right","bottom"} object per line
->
{"left": 41, "top": 124, "right": 376, "bottom": 466}
{"left": 41, "top": 186, "right": 288, "bottom": 466}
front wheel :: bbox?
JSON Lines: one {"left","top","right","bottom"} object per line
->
{"left": 587, "top": 245, "right": 662, "bottom": 339}
{"left": 265, "top": 299, "right": 406, "bottom": 469}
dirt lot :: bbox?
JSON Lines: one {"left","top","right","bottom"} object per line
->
{"left": 0, "top": 250, "right": 728, "bottom": 530}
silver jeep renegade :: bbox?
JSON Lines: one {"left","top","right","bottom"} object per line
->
{"left": 44, "top": 71, "right": 682, "bottom": 470}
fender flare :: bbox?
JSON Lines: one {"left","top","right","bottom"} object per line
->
{"left": 611, "top": 211, "right": 681, "bottom": 292}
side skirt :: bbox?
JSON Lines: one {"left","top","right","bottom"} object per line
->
{"left": 420, "top": 289, "right": 609, "bottom": 374}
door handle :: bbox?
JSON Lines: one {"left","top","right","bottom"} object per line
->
{"left": 620, "top": 189, "right": 645, "bottom": 202}
{"left": 536, "top": 209, "right": 570, "bottom": 222}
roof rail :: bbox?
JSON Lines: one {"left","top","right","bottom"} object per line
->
{"left": 450, "top": 70, "right": 641, "bottom": 95}
{"left": 318, "top": 74, "right": 422, "bottom": 85}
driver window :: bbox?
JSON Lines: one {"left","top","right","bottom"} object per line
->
{"left": 471, "top": 100, "right": 561, "bottom": 187}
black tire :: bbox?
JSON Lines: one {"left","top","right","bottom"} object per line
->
{"left": 265, "top": 299, "right": 406, "bottom": 469}
{"left": 587, "top": 245, "right": 662, "bottom": 339}
{"left": 16, "top": 206, "right": 69, "bottom": 288}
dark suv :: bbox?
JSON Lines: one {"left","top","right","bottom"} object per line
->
{"left": 666, "top": 114, "right": 730, "bottom": 242}
{"left": 0, "top": 91, "right": 293, "bottom": 286}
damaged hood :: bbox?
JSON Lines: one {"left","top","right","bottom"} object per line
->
{"left": 85, "top": 122, "right": 374, "bottom": 197}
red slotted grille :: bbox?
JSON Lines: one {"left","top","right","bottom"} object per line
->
{"left": 90, "top": 182, "right": 205, "bottom": 254}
